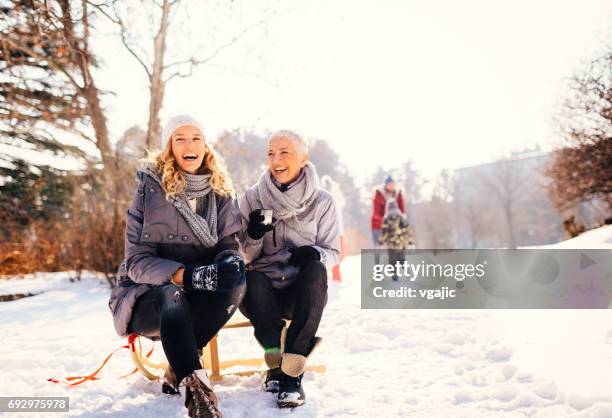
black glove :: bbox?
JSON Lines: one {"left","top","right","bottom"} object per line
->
{"left": 183, "top": 255, "right": 245, "bottom": 292}
{"left": 247, "top": 209, "right": 274, "bottom": 240}
{"left": 288, "top": 246, "right": 320, "bottom": 268}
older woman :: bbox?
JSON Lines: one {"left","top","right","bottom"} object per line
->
{"left": 109, "top": 115, "right": 244, "bottom": 418}
{"left": 239, "top": 130, "right": 340, "bottom": 408}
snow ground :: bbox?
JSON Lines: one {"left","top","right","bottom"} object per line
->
{"left": 1, "top": 226, "right": 612, "bottom": 417}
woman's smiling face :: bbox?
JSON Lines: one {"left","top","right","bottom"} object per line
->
{"left": 171, "top": 125, "right": 206, "bottom": 174}
{"left": 267, "top": 135, "right": 308, "bottom": 184}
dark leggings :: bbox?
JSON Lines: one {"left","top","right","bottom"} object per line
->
{"left": 240, "top": 260, "right": 328, "bottom": 356}
{"left": 128, "top": 281, "right": 246, "bottom": 384}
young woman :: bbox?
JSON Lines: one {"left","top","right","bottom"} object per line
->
{"left": 239, "top": 130, "right": 340, "bottom": 408}
{"left": 109, "top": 115, "right": 244, "bottom": 418}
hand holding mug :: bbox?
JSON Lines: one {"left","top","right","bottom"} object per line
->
{"left": 247, "top": 209, "right": 275, "bottom": 240}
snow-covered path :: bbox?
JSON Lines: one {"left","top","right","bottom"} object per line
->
{"left": 2, "top": 226, "right": 612, "bottom": 417}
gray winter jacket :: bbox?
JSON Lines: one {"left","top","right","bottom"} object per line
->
{"left": 239, "top": 182, "right": 341, "bottom": 289}
{"left": 108, "top": 169, "right": 242, "bottom": 337}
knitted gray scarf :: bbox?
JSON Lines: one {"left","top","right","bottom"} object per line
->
{"left": 256, "top": 161, "right": 320, "bottom": 229}
{"left": 140, "top": 164, "right": 218, "bottom": 247}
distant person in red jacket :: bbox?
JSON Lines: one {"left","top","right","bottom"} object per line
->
{"left": 371, "top": 175, "right": 405, "bottom": 251}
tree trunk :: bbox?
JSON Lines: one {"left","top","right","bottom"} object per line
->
{"left": 146, "top": 78, "right": 165, "bottom": 151}
{"left": 82, "top": 82, "right": 116, "bottom": 178}
{"left": 145, "top": 0, "right": 171, "bottom": 152}
{"left": 504, "top": 202, "right": 516, "bottom": 249}
{"left": 59, "top": 0, "right": 115, "bottom": 178}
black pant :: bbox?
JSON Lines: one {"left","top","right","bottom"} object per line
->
{"left": 128, "top": 281, "right": 246, "bottom": 384}
{"left": 239, "top": 260, "right": 328, "bottom": 357}
{"left": 387, "top": 249, "right": 406, "bottom": 278}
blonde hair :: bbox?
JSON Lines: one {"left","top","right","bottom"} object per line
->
{"left": 147, "top": 138, "right": 234, "bottom": 200}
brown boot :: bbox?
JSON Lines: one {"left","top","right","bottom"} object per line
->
{"left": 179, "top": 369, "right": 222, "bottom": 418}
{"left": 165, "top": 348, "right": 204, "bottom": 394}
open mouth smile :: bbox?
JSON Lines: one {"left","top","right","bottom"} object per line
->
{"left": 182, "top": 153, "right": 198, "bottom": 161}
{"left": 274, "top": 167, "right": 288, "bottom": 175}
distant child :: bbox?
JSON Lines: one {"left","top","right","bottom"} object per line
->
{"left": 380, "top": 201, "right": 414, "bottom": 280}
{"left": 380, "top": 201, "right": 414, "bottom": 251}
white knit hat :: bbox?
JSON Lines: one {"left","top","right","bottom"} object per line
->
{"left": 161, "top": 115, "right": 206, "bottom": 145}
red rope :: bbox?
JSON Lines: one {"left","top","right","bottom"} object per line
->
{"left": 48, "top": 334, "right": 155, "bottom": 387}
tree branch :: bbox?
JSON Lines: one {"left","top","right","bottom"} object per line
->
{"left": 110, "top": 0, "right": 152, "bottom": 80}
{"left": 86, "top": 1, "right": 120, "bottom": 24}
{"left": 0, "top": 33, "right": 84, "bottom": 90}
{"left": 162, "top": 10, "right": 276, "bottom": 82}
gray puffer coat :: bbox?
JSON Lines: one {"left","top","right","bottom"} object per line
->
{"left": 239, "top": 184, "right": 341, "bottom": 289}
{"left": 108, "top": 169, "right": 243, "bottom": 337}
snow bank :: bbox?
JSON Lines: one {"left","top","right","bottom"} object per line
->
{"left": 532, "top": 225, "right": 612, "bottom": 249}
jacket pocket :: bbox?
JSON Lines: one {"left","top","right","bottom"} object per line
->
{"left": 141, "top": 180, "right": 179, "bottom": 243}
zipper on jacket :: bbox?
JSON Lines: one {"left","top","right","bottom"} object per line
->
{"left": 273, "top": 226, "right": 277, "bottom": 247}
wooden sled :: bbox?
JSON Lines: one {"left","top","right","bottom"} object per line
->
{"left": 131, "top": 314, "right": 326, "bottom": 382}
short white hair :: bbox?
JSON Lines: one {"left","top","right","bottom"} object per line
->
{"left": 268, "top": 129, "right": 309, "bottom": 155}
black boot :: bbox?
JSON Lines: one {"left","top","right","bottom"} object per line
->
{"left": 277, "top": 373, "right": 305, "bottom": 408}
{"left": 263, "top": 367, "right": 283, "bottom": 393}
{"left": 162, "top": 366, "right": 179, "bottom": 395}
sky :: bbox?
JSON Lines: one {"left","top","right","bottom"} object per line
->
{"left": 90, "top": 0, "right": 612, "bottom": 183}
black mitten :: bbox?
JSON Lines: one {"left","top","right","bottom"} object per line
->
{"left": 287, "top": 246, "right": 320, "bottom": 268}
{"left": 183, "top": 256, "right": 245, "bottom": 292}
{"left": 247, "top": 209, "right": 274, "bottom": 240}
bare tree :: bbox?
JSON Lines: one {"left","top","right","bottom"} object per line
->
{"left": 547, "top": 47, "right": 612, "bottom": 215}
{"left": 92, "top": 0, "right": 275, "bottom": 152}
{"left": 478, "top": 157, "right": 528, "bottom": 248}
{"left": 450, "top": 150, "right": 565, "bottom": 248}
{"left": 412, "top": 197, "right": 455, "bottom": 249}
{"left": 399, "top": 160, "right": 423, "bottom": 206}
{"left": 451, "top": 179, "right": 489, "bottom": 248}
